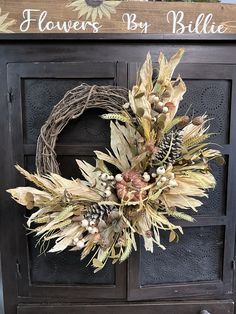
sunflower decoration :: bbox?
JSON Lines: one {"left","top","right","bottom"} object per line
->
{"left": 67, "top": 0, "right": 121, "bottom": 22}
{"left": 7, "top": 49, "right": 224, "bottom": 272}
{"left": 0, "top": 8, "right": 16, "bottom": 33}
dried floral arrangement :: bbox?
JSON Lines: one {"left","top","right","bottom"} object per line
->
{"left": 7, "top": 49, "right": 223, "bottom": 272}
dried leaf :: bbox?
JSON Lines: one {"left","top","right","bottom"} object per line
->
{"left": 169, "top": 230, "right": 176, "bottom": 242}
{"left": 7, "top": 186, "right": 52, "bottom": 207}
{"left": 157, "top": 48, "right": 185, "bottom": 84}
{"left": 49, "top": 237, "right": 72, "bottom": 253}
{"left": 138, "top": 52, "right": 153, "bottom": 95}
{"left": 120, "top": 239, "right": 132, "bottom": 262}
{"left": 92, "top": 258, "right": 104, "bottom": 268}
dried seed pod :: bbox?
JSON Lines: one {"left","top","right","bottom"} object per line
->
{"left": 162, "top": 106, "right": 169, "bottom": 113}
{"left": 147, "top": 166, "right": 157, "bottom": 178}
{"left": 149, "top": 94, "right": 159, "bottom": 104}
{"left": 104, "top": 189, "right": 112, "bottom": 198}
{"left": 192, "top": 116, "right": 205, "bottom": 126}
{"left": 164, "top": 102, "right": 175, "bottom": 113}
{"left": 153, "top": 103, "right": 164, "bottom": 113}
{"left": 145, "top": 230, "right": 153, "bottom": 238}
{"left": 162, "top": 90, "right": 171, "bottom": 98}
{"left": 143, "top": 172, "right": 151, "bottom": 182}
{"left": 161, "top": 176, "right": 167, "bottom": 182}
{"left": 178, "top": 115, "right": 190, "bottom": 127}
{"left": 90, "top": 227, "right": 98, "bottom": 234}
{"left": 169, "top": 179, "right": 178, "bottom": 187}
{"left": 76, "top": 240, "right": 85, "bottom": 249}
{"left": 156, "top": 166, "right": 166, "bottom": 175}
{"left": 81, "top": 219, "right": 89, "bottom": 227}
{"left": 100, "top": 173, "right": 109, "bottom": 181}
{"left": 87, "top": 226, "right": 93, "bottom": 233}
{"left": 115, "top": 174, "right": 123, "bottom": 182}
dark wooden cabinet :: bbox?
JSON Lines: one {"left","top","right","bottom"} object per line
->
{"left": 7, "top": 61, "right": 127, "bottom": 301}
{"left": 128, "top": 63, "right": 236, "bottom": 302}
{"left": 0, "top": 34, "right": 236, "bottom": 314}
{"left": 17, "top": 300, "right": 234, "bottom": 314}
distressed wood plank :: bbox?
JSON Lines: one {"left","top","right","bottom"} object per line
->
{"left": 0, "top": 1, "right": 236, "bottom": 34}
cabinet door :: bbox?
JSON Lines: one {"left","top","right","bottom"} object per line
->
{"left": 7, "top": 61, "right": 127, "bottom": 301}
{"left": 127, "top": 63, "right": 236, "bottom": 301}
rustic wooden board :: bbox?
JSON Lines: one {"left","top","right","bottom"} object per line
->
{"left": 0, "top": 0, "right": 236, "bottom": 34}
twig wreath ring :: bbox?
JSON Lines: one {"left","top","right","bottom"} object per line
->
{"left": 36, "top": 83, "right": 128, "bottom": 174}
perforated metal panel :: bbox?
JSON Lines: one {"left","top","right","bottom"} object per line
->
{"left": 193, "top": 159, "right": 227, "bottom": 216}
{"left": 178, "top": 80, "right": 231, "bottom": 144}
{"left": 25, "top": 157, "right": 115, "bottom": 284}
{"left": 28, "top": 234, "right": 115, "bottom": 285}
{"left": 140, "top": 226, "right": 224, "bottom": 285}
{"left": 177, "top": 79, "right": 229, "bottom": 216}
{"left": 22, "top": 77, "right": 114, "bottom": 285}
{"left": 22, "top": 78, "right": 113, "bottom": 144}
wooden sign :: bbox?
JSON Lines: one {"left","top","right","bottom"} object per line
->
{"left": 0, "top": 0, "right": 236, "bottom": 34}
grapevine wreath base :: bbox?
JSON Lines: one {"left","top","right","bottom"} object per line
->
{"left": 8, "top": 49, "right": 223, "bottom": 272}
{"left": 36, "top": 84, "right": 128, "bottom": 174}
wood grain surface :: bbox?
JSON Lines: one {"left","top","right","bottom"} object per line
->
{"left": 0, "top": 0, "right": 236, "bottom": 34}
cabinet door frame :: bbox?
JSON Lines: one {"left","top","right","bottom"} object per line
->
{"left": 127, "top": 63, "right": 236, "bottom": 301}
{"left": 7, "top": 61, "right": 127, "bottom": 300}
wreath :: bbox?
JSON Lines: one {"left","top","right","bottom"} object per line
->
{"left": 8, "top": 49, "right": 223, "bottom": 272}
{"left": 35, "top": 84, "right": 128, "bottom": 174}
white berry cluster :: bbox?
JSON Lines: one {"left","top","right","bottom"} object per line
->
{"left": 149, "top": 95, "right": 169, "bottom": 114}
{"left": 146, "top": 166, "right": 178, "bottom": 188}
{"left": 156, "top": 168, "right": 178, "bottom": 188}
{"left": 97, "top": 172, "right": 115, "bottom": 198}
{"left": 72, "top": 218, "right": 99, "bottom": 248}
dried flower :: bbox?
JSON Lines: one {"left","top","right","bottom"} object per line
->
{"left": 116, "top": 170, "right": 147, "bottom": 201}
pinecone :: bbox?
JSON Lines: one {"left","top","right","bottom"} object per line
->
{"left": 153, "top": 130, "right": 183, "bottom": 164}
{"left": 85, "top": 204, "right": 118, "bottom": 223}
